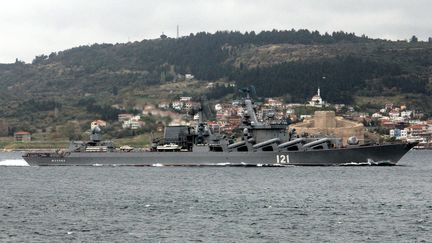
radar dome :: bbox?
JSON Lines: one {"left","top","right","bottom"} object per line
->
{"left": 347, "top": 136, "right": 359, "bottom": 145}
{"left": 92, "top": 126, "right": 101, "bottom": 134}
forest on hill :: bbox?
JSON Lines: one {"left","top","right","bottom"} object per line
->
{"left": 0, "top": 29, "right": 432, "bottom": 134}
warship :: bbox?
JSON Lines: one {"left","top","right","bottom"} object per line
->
{"left": 23, "top": 90, "right": 416, "bottom": 166}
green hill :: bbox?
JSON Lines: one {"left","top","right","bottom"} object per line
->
{"left": 1, "top": 29, "right": 432, "bottom": 136}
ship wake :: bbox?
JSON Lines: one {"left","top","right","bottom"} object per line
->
{"left": 340, "top": 160, "right": 394, "bottom": 166}
{"left": 0, "top": 159, "right": 29, "bottom": 167}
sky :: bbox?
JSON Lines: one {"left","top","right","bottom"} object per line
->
{"left": 0, "top": 0, "right": 431, "bottom": 63}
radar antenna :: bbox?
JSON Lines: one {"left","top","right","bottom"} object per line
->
{"left": 239, "top": 86, "right": 260, "bottom": 125}
{"left": 238, "top": 85, "right": 256, "bottom": 99}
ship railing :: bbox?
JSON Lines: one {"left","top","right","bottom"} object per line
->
{"left": 85, "top": 146, "right": 108, "bottom": 152}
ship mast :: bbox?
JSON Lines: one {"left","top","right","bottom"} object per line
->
{"left": 241, "top": 88, "right": 261, "bottom": 126}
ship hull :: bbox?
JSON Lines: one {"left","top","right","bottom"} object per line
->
{"left": 23, "top": 143, "right": 415, "bottom": 166}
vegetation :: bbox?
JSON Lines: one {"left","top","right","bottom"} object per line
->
{"left": 1, "top": 29, "right": 432, "bottom": 141}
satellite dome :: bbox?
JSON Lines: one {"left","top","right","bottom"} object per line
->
{"left": 347, "top": 136, "right": 359, "bottom": 145}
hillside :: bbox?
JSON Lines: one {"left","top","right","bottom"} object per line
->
{"left": 1, "top": 29, "right": 432, "bottom": 136}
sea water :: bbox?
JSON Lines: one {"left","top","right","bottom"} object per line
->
{"left": 0, "top": 151, "right": 431, "bottom": 242}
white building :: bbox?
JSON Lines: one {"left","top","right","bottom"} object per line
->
{"left": 214, "top": 104, "right": 222, "bottom": 112}
{"left": 158, "top": 102, "right": 170, "bottom": 110}
{"left": 185, "top": 74, "right": 194, "bottom": 80}
{"left": 401, "top": 129, "right": 408, "bottom": 138}
{"left": 389, "top": 110, "right": 400, "bottom": 119}
{"left": 389, "top": 129, "right": 408, "bottom": 140}
{"left": 118, "top": 113, "right": 133, "bottom": 122}
{"left": 401, "top": 111, "right": 413, "bottom": 118}
{"left": 122, "top": 115, "right": 144, "bottom": 129}
{"left": 308, "top": 88, "right": 324, "bottom": 107}
{"left": 286, "top": 109, "right": 296, "bottom": 115}
{"left": 265, "top": 98, "right": 283, "bottom": 108}
{"left": 372, "top": 113, "right": 383, "bottom": 118}
{"left": 172, "top": 101, "right": 183, "bottom": 111}
{"left": 180, "top": 97, "right": 192, "bottom": 102}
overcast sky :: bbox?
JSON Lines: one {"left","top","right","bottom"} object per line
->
{"left": 0, "top": 0, "right": 431, "bottom": 63}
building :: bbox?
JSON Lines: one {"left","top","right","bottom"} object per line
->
{"left": 171, "top": 101, "right": 183, "bottom": 111}
{"left": 14, "top": 132, "right": 31, "bottom": 142}
{"left": 308, "top": 88, "right": 325, "bottom": 107}
{"left": 158, "top": 101, "right": 170, "bottom": 110}
{"left": 385, "top": 103, "right": 394, "bottom": 111}
{"left": 390, "top": 129, "right": 408, "bottom": 140}
{"left": 122, "top": 119, "right": 144, "bottom": 130}
{"left": 400, "top": 110, "right": 412, "bottom": 118}
{"left": 184, "top": 101, "right": 195, "bottom": 111}
{"left": 91, "top": 120, "right": 107, "bottom": 130}
{"left": 179, "top": 97, "right": 192, "bottom": 102}
{"left": 214, "top": 104, "right": 222, "bottom": 112}
{"left": 406, "top": 124, "right": 428, "bottom": 137}
{"left": 291, "top": 111, "right": 364, "bottom": 145}
{"left": 265, "top": 98, "right": 283, "bottom": 108}
{"left": 118, "top": 113, "right": 134, "bottom": 122}
{"left": 372, "top": 112, "right": 383, "bottom": 118}
{"left": 185, "top": 74, "right": 194, "bottom": 80}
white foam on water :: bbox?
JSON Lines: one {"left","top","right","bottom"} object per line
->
{"left": 272, "top": 163, "right": 286, "bottom": 167}
{"left": 216, "top": 162, "right": 231, "bottom": 166}
{"left": 0, "top": 159, "right": 29, "bottom": 166}
{"left": 341, "top": 162, "right": 370, "bottom": 166}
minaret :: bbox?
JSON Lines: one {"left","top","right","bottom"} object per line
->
{"left": 317, "top": 87, "right": 321, "bottom": 97}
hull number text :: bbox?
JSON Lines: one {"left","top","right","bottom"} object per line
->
{"left": 276, "top": 154, "right": 289, "bottom": 164}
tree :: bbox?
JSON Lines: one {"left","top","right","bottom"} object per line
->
{"left": 410, "top": 35, "right": 418, "bottom": 43}
{"left": 32, "top": 54, "right": 48, "bottom": 64}
{"left": 112, "top": 86, "right": 118, "bottom": 96}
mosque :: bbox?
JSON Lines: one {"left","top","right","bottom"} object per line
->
{"left": 308, "top": 88, "right": 325, "bottom": 107}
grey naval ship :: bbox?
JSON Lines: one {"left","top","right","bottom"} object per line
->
{"left": 23, "top": 91, "right": 416, "bottom": 166}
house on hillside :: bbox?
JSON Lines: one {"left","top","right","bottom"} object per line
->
{"left": 118, "top": 113, "right": 134, "bottom": 122}
{"left": 158, "top": 101, "right": 170, "bottom": 110}
{"left": 122, "top": 116, "right": 144, "bottom": 130}
{"left": 185, "top": 74, "right": 194, "bottom": 80}
{"left": 14, "top": 132, "right": 31, "bottom": 142}
{"left": 91, "top": 120, "right": 107, "bottom": 129}
{"left": 406, "top": 124, "right": 428, "bottom": 137}
{"left": 264, "top": 98, "right": 283, "bottom": 108}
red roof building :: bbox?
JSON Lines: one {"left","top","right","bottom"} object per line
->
{"left": 14, "top": 132, "right": 31, "bottom": 142}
